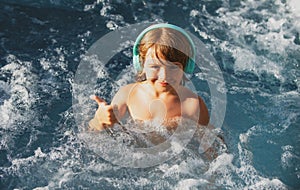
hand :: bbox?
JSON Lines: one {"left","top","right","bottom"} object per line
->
{"left": 89, "top": 95, "right": 118, "bottom": 131}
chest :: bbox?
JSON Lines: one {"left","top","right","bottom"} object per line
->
{"left": 127, "top": 91, "right": 182, "bottom": 121}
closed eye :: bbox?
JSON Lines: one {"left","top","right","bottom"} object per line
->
{"left": 169, "top": 65, "right": 179, "bottom": 70}
{"left": 150, "top": 65, "right": 160, "bottom": 69}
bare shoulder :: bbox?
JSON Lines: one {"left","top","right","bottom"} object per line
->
{"left": 178, "top": 86, "right": 198, "bottom": 101}
{"left": 111, "top": 83, "right": 140, "bottom": 119}
{"left": 117, "top": 83, "right": 138, "bottom": 94}
{"left": 112, "top": 82, "right": 140, "bottom": 104}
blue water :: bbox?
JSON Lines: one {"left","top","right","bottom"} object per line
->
{"left": 0, "top": 0, "right": 299, "bottom": 189}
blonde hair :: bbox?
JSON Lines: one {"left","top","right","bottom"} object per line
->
{"left": 136, "top": 27, "right": 193, "bottom": 81}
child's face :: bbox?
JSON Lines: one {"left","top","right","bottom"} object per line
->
{"left": 143, "top": 47, "right": 184, "bottom": 91}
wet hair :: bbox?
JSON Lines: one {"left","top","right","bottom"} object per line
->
{"left": 136, "top": 27, "right": 193, "bottom": 82}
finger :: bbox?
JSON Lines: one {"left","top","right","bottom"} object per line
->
{"left": 88, "top": 118, "right": 103, "bottom": 131}
{"left": 91, "top": 95, "right": 107, "bottom": 106}
{"left": 112, "top": 104, "right": 120, "bottom": 119}
{"left": 106, "top": 105, "right": 115, "bottom": 111}
{"left": 107, "top": 105, "right": 119, "bottom": 119}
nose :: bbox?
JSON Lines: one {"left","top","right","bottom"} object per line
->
{"left": 158, "top": 67, "right": 168, "bottom": 80}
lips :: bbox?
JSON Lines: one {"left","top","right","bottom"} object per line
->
{"left": 159, "top": 81, "right": 169, "bottom": 86}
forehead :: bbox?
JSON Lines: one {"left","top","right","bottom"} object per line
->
{"left": 145, "top": 47, "right": 162, "bottom": 59}
{"left": 145, "top": 47, "right": 182, "bottom": 67}
{"left": 145, "top": 47, "right": 176, "bottom": 62}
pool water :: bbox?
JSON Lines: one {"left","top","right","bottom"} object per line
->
{"left": 0, "top": 0, "right": 299, "bottom": 189}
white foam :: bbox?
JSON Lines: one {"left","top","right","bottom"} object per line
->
{"left": 9, "top": 147, "right": 47, "bottom": 174}
{"left": 227, "top": 40, "right": 283, "bottom": 80}
{"left": 288, "top": 0, "right": 300, "bottom": 21}
{"left": 246, "top": 178, "right": 287, "bottom": 190}
{"left": 0, "top": 55, "right": 39, "bottom": 132}
{"left": 83, "top": 0, "right": 103, "bottom": 11}
{"left": 47, "top": 168, "right": 74, "bottom": 189}
{"left": 281, "top": 145, "right": 298, "bottom": 169}
{"left": 202, "top": 0, "right": 300, "bottom": 84}
{"left": 0, "top": 80, "right": 11, "bottom": 94}
{"left": 190, "top": 10, "right": 200, "bottom": 17}
{"left": 236, "top": 138, "right": 288, "bottom": 189}
{"left": 281, "top": 150, "right": 294, "bottom": 168}
{"left": 39, "top": 57, "right": 51, "bottom": 70}
{"left": 206, "top": 153, "right": 234, "bottom": 174}
{"left": 0, "top": 100, "right": 12, "bottom": 129}
{"left": 239, "top": 125, "right": 262, "bottom": 144}
{"left": 133, "top": 177, "right": 151, "bottom": 187}
{"left": 239, "top": 133, "right": 248, "bottom": 144}
{"left": 175, "top": 178, "right": 209, "bottom": 190}
{"left": 33, "top": 187, "right": 48, "bottom": 190}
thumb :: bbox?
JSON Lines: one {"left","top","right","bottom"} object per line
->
{"left": 90, "top": 95, "right": 107, "bottom": 106}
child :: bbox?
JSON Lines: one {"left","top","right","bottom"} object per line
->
{"left": 89, "top": 23, "right": 210, "bottom": 132}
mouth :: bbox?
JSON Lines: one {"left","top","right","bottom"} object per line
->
{"left": 158, "top": 81, "right": 170, "bottom": 87}
{"left": 159, "top": 82, "right": 168, "bottom": 87}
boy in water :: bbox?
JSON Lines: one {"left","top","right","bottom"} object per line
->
{"left": 89, "top": 24, "right": 209, "bottom": 132}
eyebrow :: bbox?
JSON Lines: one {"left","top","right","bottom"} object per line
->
{"left": 148, "top": 56, "right": 182, "bottom": 67}
{"left": 172, "top": 62, "right": 181, "bottom": 66}
{"left": 150, "top": 60, "right": 182, "bottom": 68}
{"left": 147, "top": 61, "right": 160, "bottom": 65}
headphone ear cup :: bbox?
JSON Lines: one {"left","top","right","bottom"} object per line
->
{"left": 184, "top": 59, "right": 195, "bottom": 74}
{"left": 133, "top": 54, "right": 142, "bottom": 72}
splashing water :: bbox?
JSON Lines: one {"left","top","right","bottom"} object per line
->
{"left": 0, "top": 0, "right": 299, "bottom": 189}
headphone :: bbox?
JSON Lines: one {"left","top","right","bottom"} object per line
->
{"left": 132, "top": 23, "right": 196, "bottom": 74}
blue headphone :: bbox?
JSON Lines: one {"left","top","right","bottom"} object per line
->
{"left": 132, "top": 23, "right": 196, "bottom": 74}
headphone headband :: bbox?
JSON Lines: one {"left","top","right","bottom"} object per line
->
{"left": 133, "top": 23, "right": 195, "bottom": 74}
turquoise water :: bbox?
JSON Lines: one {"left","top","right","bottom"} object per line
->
{"left": 0, "top": 0, "right": 299, "bottom": 189}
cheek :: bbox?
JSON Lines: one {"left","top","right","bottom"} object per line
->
{"left": 173, "top": 70, "right": 184, "bottom": 78}
{"left": 144, "top": 68, "right": 157, "bottom": 78}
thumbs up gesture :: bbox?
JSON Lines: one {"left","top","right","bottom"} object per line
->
{"left": 89, "top": 95, "right": 119, "bottom": 131}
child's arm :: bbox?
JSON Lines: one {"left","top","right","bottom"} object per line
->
{"left": 110, "top": 84, "right": 133, "bottom": 121}
{"left": 196, "top": 98, "right": 226, "bottom": 160}
{"left": 88, "top": 95, "right": 119, "bottom": 131}
{"left": 197, "top": 96, "right": 209, "bottom": 126}
{"left": 89, "top": 84, "right": 132, "bottom": 131}
{"left": 195, "top": 96, "right": 220, "bottom": 160}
